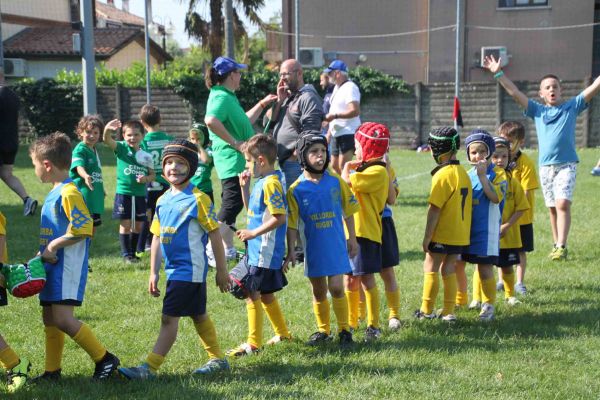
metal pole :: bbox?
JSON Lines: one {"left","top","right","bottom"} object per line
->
{"left": 0, "top": 2, "right": 5, "bottom": 76}
{"left": 144, "top": 0, "right": 152, "bottom": 103}
{"left": 454, "top": 0, "right": 461, "bottom": 129}
{"left": 294, "top": 0, "right": 300, "bottom": 59}
{"left": 224, "top": 0, "right": 234, "bottom": 58}
{"left": 81, "top": 0, "right": 97, "bottom": 114}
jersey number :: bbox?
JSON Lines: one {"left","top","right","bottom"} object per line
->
{"left": 460, "top": 188, "right": 468, "bottom": 220}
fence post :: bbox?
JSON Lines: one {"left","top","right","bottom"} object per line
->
{"left": 415, "top": 82, "right": 422, "bottom": 145}
{"left": 496, "top": 81, "right": 503, "bottom": 127}
{"left": 582, "top": 77, "right": 591, "bottom": 148}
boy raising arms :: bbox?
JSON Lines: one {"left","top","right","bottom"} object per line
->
{"left": 484, "top": 55, "right": 600, "bottom": 260}
{"left": 228, "top": 134, "right": 291, "bottom": 356}
{"left": 417, "top": 127, "right": 472, "bottom": 322}
{"left": 286, "top": 133, "right": 359, "bottom": 346}
{"left": 119, "top": 140, "right": 231, "bottom": 379}
{"left": 30, "top": 132, "right": 119, "bottom": 381}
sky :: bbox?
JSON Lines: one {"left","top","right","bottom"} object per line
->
{"left": 100, "top": 0, "right": 281, "bottom": 48}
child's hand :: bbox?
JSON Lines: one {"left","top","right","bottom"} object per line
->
{"left": 148, "top": 273, "right": 160, "bottom": 297}
{"left": 345, "top": 160, "right": 362, "bottom": 171}
{"left": 105, "top": 119, "right": 121, "bottom": 132}
{"left": 136, "top": 174, "right": 151, "bottom": 184}
{"left": 41, "top": 247, "right": 58, "bottom": 264}
{"left": 283, "top": 250, "right": 296, "bottom": 272}
{"left": 239, "top": 170, "right": 251, "bottom": 188}
{"left": 347, "top": 237, "right": 359, "bottom": 258}
{"left": 236, "top": 229, "right": 256, "bottom": 242}
{"left": 475, "top": 160, "right": 488, "bottom": 176}
{"left": 500, "top": 223, "right": 510, "bottom": 238}
{"left": 215, "top": 269, "right": 231, "bottom": 293}
{"left": 422, "top": 237, "right": 431, "bottom": 253}
{"left": 483, "top": 55, "right": 502, "bottom": 74}
{"left": 83, "top": 175, "right": 94, "bottom": 191}
{"left": 261, "top": 94, "right": 278, "bottom": 108}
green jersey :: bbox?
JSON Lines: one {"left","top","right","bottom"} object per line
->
{"left": 114, "top": 141, "right": 149, "bottom": 197}
{"left": 140, "top": 131, "right": 174, "bottom": 186}
{"left": 205, "top": 85, "right": 255, "bottom": 179}
{"left": 70, "top": 141, "right": 105, "bottom": 214}
{"left": 190, "top": 147, "right": 214, "bottom": 193}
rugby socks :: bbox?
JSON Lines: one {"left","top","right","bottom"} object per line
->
{"left": 247, "top": 299, "right": 263, "bottom": 348}
{"left": 502, "top": 270, "right": 516, "bottom": 299}
{"left": 146, "top": 352, "right": 165, "bottom": 373}
{"left": 313, "top": 299, "right": 331, "bottom": 335}
{"left": 137, "top": 222, "right": 150, "bottom": 253}
{"left": 0, "top": 346, "right": 20, "bottom": 370}
{"left": 481, "top": 277, "right": 497, "bottom": 305}
{"left": 72, "top": 323, "right": 106, "bottom": 363}
{"left": 345, "top": 290, "right": 360, "bottom": 329}
{"left": 472, "top": 270, "right": 482, "bottom": 303}
{"left": 262, "top": 298, "right": 291, "bottom": 339}
{"left": 332, "top": 295, "right": 350, "bottom": 332}
{"left": 456, "top": 291, "right": 468, "bottom": 307}
{"left": 420, "top": 272, "right": 439, "bottom": 315}
{"left": 364, "top": 286, "right": 380, "bottom": 329}
{"left": 385, "top": 288, "right": 401, "bottom": 320}
{"left": 119, "top": 233, "right": 130, "bottom": 257}
{"left": 194, "top": 317, "right": 224, "bottom": 359}
{"left": 358, "top": 300, "right": 367, "bottom": 322}
{"left": 441, "top": 273, "right": 457, "bottom": 316}
{"left": 130, "top": 233, "right": 140, "bottom": 256}
{"left": 44, "top": 326, "right": 65, "bottom": 372}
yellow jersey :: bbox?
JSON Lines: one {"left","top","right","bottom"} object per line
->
{"left": 0, "top": 212, "right": 7, "bottom": 264}
{"left": 500, "top": 175, "right": 530, "bottom": 249}
{"left": 512, "top": 151, "right": 539, "bottom": 225}
{"left": 349, "top": 162, "right": 389, "bottom": 243}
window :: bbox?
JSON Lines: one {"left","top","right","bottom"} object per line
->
{"left": 498, "top": 0, "right": 548, "bottom": 7}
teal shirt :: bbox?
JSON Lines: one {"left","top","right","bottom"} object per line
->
{"left": 69, "top": 141, "right": 104, "bottom": 214}
{"left": 205, "top": 85, "right": 255, "bottom": 179}
{"left": 114, "top": 141, "right": 149, "bottom": 197}
{"left": 141, "top": 131, "right": 174, "bottom": 186}
{"left": 190, "top": 147, "right": 214, "bottom": 193}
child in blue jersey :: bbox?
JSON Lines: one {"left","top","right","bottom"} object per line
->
{"left": 29, "top": 132, "right": 120, "bottom": 381}
{"left": 455, "top": 130, "right": 507, "bottom": 321}
{"left": 286, "top": 133, "right": 359, "bottom": 346}
{"left": 226, "top": 134, "right": 291, "bottom": 357}
{"left": 118, "top": 139, "right": 231, "bottom": 379}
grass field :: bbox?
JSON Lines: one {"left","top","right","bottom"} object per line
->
{"left": 1, "top": 145, "right": 600, "bottom": 399}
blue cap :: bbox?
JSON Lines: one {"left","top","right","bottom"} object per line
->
{"left": 323, "top": 59, "right": 348, "bottom": 73}
{"left": 213, "top": 56, "right": 247, "bottom": 76}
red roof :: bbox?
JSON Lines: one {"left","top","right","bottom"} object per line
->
{"left": 96, "top": 1, "right": 145, "bottom": 27}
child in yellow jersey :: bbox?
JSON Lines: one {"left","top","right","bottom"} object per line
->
{"left": 498, "top": 121, "right": 539, "bottom": 295}
{"left": 417, "top": 127, "right": 472, "bottom": 322}
{"left": 341, "top": 122, "right": 389, "bottom": 341}
{"left": 0, "top": 212, "right": 31, "bottom": 392}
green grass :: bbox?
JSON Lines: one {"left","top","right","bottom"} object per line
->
{"left": 2, "top": 145, "right": 600, "bottom": 399}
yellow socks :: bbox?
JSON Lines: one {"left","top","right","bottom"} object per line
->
{"left": 313, "top": 299, "right": 331, "bottom": 334}
{"left": 194, "top": 317, "right": 224, "bottom": 360}
{"left": 481, "top": 277, "right": 497, "bottom": 305}
{"left": 420, "top": 272, "right": 439, "bottom": 315}
{"left": 0, "top": 346, "right": 20, "bottom": 370}
{"left": 246, "top": 299, "right": 264, "bottom": 348}
{"left": 472, "top": 269, "right": 482, "bottom": 303}
{"left": 72, "top": 323, "right": 106, "bottom": 363}
{"left": 331, "top": 295, "right": 349, "bottom": 332}
{"left": 345, "top": 290, "right": 360, "bottom": 329}
{"left": 44, "top": 326, "right": 65, "bottom": 372}
{"left": 441, "top": 273, "right": 457, "bottom": 316}
{"left": 262, "top": 298, "right": 291, "bottom": 339}
{"left": 358, "top": 300, "right": 367, "bottom": 321}
{"left": 364, "top": 286, "right": 380, "bottom": 329}
{"left": 502, "top": 271, "right": 516, "bottom": 298}
{"left": 385, "top": 288, "right": 400, "bottom": 320}
{"left": 456, "top": 291, "right": 468, "bottom": 307}
{"left": 145, "top": 352, "right": 165, "bottom": 373}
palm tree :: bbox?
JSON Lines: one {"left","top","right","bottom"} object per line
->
{"left": 183, "top": 0, "right": 266, "bottom": 60}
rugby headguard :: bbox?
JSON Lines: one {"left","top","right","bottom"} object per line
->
{"left": 296, "top": 132, "right": 330, "bottom": 174}
{"left": 162, "top": 139, "right": 199, "bottom": 182}
{"left": 355, "top": 122, "right": 390, "bottom": 161}
{"left": 493, "top": 136, "right": 512, "bottom": 169}
{"left": 428, "top": 126, "right": 460, "bottom": 165}
{"left": 191, "top": 122, "right": 210, "bottom": 148}
{"left": 465, "top": 129, "right": 495, "bottom": 162}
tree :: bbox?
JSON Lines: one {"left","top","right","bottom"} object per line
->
{"left": 182, "top": 0, "right": 266, "bottom": 61}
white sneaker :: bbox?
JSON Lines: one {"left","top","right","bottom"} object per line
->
{"left": 468, "top": 300, "right": 481, "bottom": 310}
{"left": 206, "top": 245, "right": 216, "bottom": 267}
{"left": 388, "top": 317, "right": 401, "bottom": 331}
{"left": 479, "top": 303, "right": 495, "bottom": 321}
{"left": 506, "top": 296, "right": 521, "bottom": 306}
{"left": 441, "top": 314, "right": 457, "bottom": 323}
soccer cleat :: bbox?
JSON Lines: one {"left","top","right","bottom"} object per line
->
{"left": 31, "top": 369, "right": 61, "bottom": 383}
{"left": 496, "top": 280, "right": 504, "bottom": 292}
{"left": 118, "top": 363, "right": 156, "bottom": 380}
{"left": 6, "top": 358, "right": 31, "bottom": 392}
{"left": 306, "top": 331, "right": 332, "bottom": 346}
{"left": 388, "top": 317, "right": 401, "bottom": 331}
{"left": 506, "top": 296, "right": 521, "bottom": 306}
{"left": 413, "top": 309, "right": 437, "bottom": 320}
{"left": 591, "top": 167, "right": 600, "bottom": 176}
{"left": 23, "top": 197, "right": 38, "bottom": 216}
{"left": 479, "top": 303, "right": 495, "bottom": 322}
{"left": 226, "top": 342, "right": 259, "bottom": 357}
{"left": 551, "top": 246, "right": 568, "bottom": 261}
{"left": 548, "top": 245, "right": 559, "bottom": 259}
{"left": 468, "top": 300, "right": 482, "bottom": 310}
{"left": 193, "top": 358, "right": 230, "bottom": 375}
{"left": 338, "top": 329, "right": 353, "bottom": 347}
{"left": 266, "top": 335, "right": 291, "bottom": 346}
{"left": 515, "top": 282, "right": 527, "bottom": 296}
{"left": 440, "top": 314, "right": 457, "bottom": 323}
{"left": 364, "top": 326, "right": 382, "bottom": 342}
{"left": 93, "top": 351, "right": 120, "bottom": 379}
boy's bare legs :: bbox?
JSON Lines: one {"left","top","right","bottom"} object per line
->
{"left": 554, "top": 199, "right": 571, "bottom": 247}
{"left": 44, "top": 305, "right": 82, "bottom": 337}
{"left": 332, "top": 150, "right": 355, "bottom": 175}
{"left": 152, "top": 315, "right": 180, "bottom": 356}
{"left": 379, "top": 268, "right": 398, "bottom": 292}
{"left": 517, "top": 251, "right": 527, "bottom": 284}
{"left": 0, "top": 165, "right": 28, "bottom": 200}
{"left": 548, "top": 207, "right": 559, "bottom": 245}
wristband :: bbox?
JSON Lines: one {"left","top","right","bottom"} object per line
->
{"left": 494, "top": 70, "right": 504, "bottom": 79}
{"left": 334, "top": 113, "right": 338, "bottom": 119}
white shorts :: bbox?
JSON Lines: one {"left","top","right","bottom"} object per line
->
{"left": 539, "top": 162, "right": 577, "bottom": 207}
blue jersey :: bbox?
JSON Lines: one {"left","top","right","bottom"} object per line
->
{"left": 465, "top": 165, "right": 507, "bottom": 257}
{"left": 39, "top": 179, "right": 93, "bottom": 302}
{"left": 288, "top": 171, "right": 360, "bottom": 278}
{"left": 247, "top": 171, "right": 287, "bottom": 269}
{"left": 150, "top": 184, "right": 219, "bottom": 282}
{"left": 382, "top": 165, "right": 398, "bottom": 219}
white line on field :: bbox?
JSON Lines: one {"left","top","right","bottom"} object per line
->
{"left": 397, "top": 171, "right": 429, "bottom": 180}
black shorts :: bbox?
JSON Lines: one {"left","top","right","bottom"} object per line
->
{"left": 40, "top": 299, "right": 82, "bottom": 307}
{"left": 112, "top": 194, "right": 147, "bottom": 221}
{"left": 0, "top": 287, "right": 8, "bottom": 306}
{"left": 203, "top": 191, "right": 215, "bottom": 204}
{"left": 0, "top": 150, "right": 17, "bottom": 166}
{"left": 496, "top": 249, "right": 520, "bottom": 268}
{"left": 381, "top": 217, "right": 399, "bottom": 268}
{"left": 247, "top": 266, "right": 287, "bottom": 294}
{"left": 519, "top": 223, "right": 534, "bottom": 253}
{"left": 350, "top": 237, "right": 382, "bottom": 276}
{"left": 162, "top": 281, "right": 207, "bottom": 317}
{"left": 330, "top": 134, "right": 355, "bottom": 156}
{"left": 146, "top": 183, "right": 168, "bottom": 215}
{"left": 92, "top": 213, "right": 102, "bottom": 227}
{"left": 428, "top": 242, "right": 464, "bottom": 254}
{"left": 461, "top": 253, "right": 499, "bottom": 265}
{"left": 217, "top": 177, "right": 244, "bottom": 225}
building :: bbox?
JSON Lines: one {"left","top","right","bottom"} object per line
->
{"left": 282, "top": 0, "right": 598, "bottom": 83}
